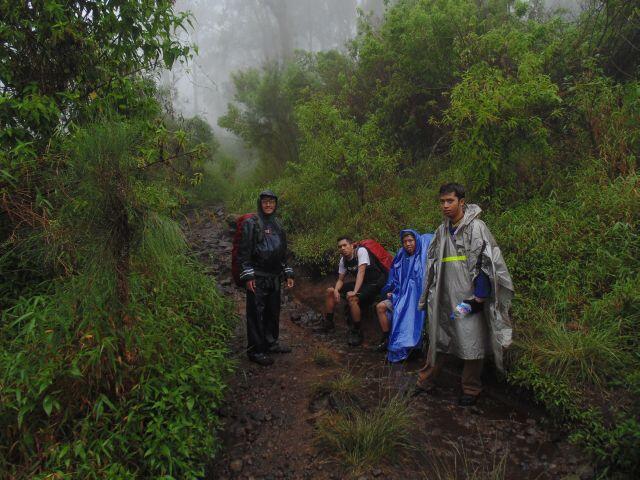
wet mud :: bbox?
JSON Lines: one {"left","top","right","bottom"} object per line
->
{"left": 183, "top": 208, "right": 594, "bottom": 480}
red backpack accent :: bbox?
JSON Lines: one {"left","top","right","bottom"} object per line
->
{"left": 231, "top": 213, "right": 257, "bottom": 287}
{"left": 356, "top": 239, "right": 394, "bottom": 272}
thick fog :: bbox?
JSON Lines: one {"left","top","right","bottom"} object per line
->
{"left": 162, "top": 1, "right": 387, "bottom": 131}
{"left": 163, "top": 0, "right": 581, "bottom": 135}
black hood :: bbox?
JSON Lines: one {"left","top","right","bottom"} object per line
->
{"left": 257, "top": 189, "right": 278, "bottom": 218}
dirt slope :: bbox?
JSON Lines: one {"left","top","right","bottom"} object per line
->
{"left": 184, "top": 209, "right": 593, "bottom": 480}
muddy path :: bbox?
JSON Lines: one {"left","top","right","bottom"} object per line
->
{"left": 184, "top": 209, "right": 593, "bottom": 480}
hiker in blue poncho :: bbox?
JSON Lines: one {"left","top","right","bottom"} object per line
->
{"left": 375, "top": 229, "right": 433, "bottom": 362}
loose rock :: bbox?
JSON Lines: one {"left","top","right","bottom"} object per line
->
{"left": 229, "top": 459, "right": 243, "bottom": 473}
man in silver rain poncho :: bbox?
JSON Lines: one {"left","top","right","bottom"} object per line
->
{"left": 416, "top": 183, "right": 514, "bottom": 406}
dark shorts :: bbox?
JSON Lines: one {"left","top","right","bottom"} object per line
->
{"left": 340, "top": 281, "right": 384, "bottom": 307}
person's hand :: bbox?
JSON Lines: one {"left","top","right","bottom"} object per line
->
{"left": 386, "top": 292, "right": 392, "bottom": 299}
{"left": 334, "top": 289, "right": 340, "bottom": 303}
{"left": 286, "top": 278, "right": 295, "bottom": 289}
{"left": 246, "top": 280, "right": 256, "bottom": 293}
{"left": 346, "top": 291, "right": 357, "bottom": 299}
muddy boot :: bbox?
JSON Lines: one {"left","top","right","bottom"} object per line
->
{"left": 458, "top": 394, "right": 478, "bottom": 406}
{"left": 374, "top": 332, "right": 389, "bottom": 352}
{"left": 248, "top": 352, "right": 274, "bottom": 366}
{"left": 347, "top": 324, "right": 363, "bottom": 347}
{"left": 268, "top": 341, "right": 292, "bottom": 353}
{"left": 313, "top": 313, "right": 335, "bottom": 333}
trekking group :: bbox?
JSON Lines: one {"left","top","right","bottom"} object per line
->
{"left": 233, "top": 183, "right": 514, "bottom": 406}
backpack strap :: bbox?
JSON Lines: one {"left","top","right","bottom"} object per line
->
{"left": 476, "top": 240, "right": 486, "bottom": 272}
{"left": 359, "top": 245, "right": 385, "bottom": 276}
{"left": 253, "top": 214, "right": 264, "bottom": 243}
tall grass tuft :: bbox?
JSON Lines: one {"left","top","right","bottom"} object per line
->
{"left": 315, "top": 395, "right": 413, "bottom": 473}
{"left": 312, "top": 347, "right": 336, "bottom": 367}
{"left": 427, "top": 440, "right": 508, "bottom": 480}
{"left": 312, "top": 371, "right": 362, "bottom": 399}
{"left": 515, "top": 304, "right": 627, "bottom": 386}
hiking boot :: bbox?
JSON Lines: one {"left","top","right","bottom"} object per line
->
{"left": 458, "top": 394, "right": 478, "bottom": 407}
{"left": 312, "top": 318, "right": 335, "bottom": 334}
{"left": 411, "top": 382, "right": 436, "bottom": 397}
{"left": 248, "top": 353, "right": 274, "bottom": 366}
{"left": 268, "top": 342, "right": 292, "bottom": 354}
{"left": 407, "top": 347, "right": 423, "bottom": 361}
{"left": 347, "top": 328, "right": 363, "bottom": 347}
{"left": 374, "top": 335, "right": 389, "bottom": 352}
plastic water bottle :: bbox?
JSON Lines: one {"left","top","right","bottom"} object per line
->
{"left": 450, "top": 302, "right": 472, "bottom": 320}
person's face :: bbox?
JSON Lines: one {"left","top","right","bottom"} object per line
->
{"left": 439, "top": 192, "right": 465, "bottom": 220}
{"left": 260, "top": 196, "right": 276, "bottom": 215}
{"left": 402, "top": 235, "right": 416, "bottom": 255}
{"left": 337, "top": 239, "right": 354, "bottom": 258}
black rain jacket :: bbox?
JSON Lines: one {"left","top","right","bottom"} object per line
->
{"left": 238, "top": 190, "right": 294, "bottom": 283}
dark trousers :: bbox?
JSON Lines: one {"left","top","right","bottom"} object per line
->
{"left": 246, "top": 275, "right": 281, "bottom": 355}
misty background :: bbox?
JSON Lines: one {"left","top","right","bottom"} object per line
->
{"left": 162, "top": 0, "right": 581, "bottom": 154}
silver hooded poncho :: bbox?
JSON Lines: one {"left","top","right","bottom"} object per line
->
{"left": 418, "top": 204, "right": 514, "bottom": 372}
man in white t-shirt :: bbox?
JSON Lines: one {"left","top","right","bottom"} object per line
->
{"left": 316, "top": 236, "right": 386, "bottom": 346}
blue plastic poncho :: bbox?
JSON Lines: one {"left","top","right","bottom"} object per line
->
{"left": 381, "top": 229, "right": 433, "bottom": 362}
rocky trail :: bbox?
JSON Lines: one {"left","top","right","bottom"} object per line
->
{"left": 183, "top": 209, "right": 593, "bottom": 480}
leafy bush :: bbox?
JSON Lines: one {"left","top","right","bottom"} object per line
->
{"left": 0, "top": 121, "right": 235, "bottom": 478}
{"left": 1, "top": 252, "right": 234, "bottom": 478}
{"left": 1, "top": 2, "right": 237, "bottom": 477}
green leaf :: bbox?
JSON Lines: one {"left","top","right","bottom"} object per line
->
{"left": 43, "top": 395, "right": 54, "bottom": 416}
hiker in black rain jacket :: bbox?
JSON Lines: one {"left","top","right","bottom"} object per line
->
{"left": 238, "top": 190, "right": 294, "bottom": 366}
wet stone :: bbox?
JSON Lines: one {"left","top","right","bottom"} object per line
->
{"left": 231, "top": 423, "right": 245, "bottom": 437}
{"left": 229, "top": 459, "right": 243, "bottom": 473}
{"left": 250, "top": 411, "right": 266, "bottom": 422}
{"left": 576, "top": 464, "right": 594, "bottom": 479}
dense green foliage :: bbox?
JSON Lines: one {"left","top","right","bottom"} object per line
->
{"left": 220, "top": 0, "right": 639, "bottom": 476}
{"left": 1, "top": 2, "right": 234, "bottom": 477}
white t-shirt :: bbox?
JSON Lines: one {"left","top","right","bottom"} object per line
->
{"left": 338, "top": 247, "right": 370, "bottom": 275}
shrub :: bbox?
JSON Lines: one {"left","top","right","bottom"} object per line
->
{"left": 0, "top": 121, "right": 236, "bottom": 478}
